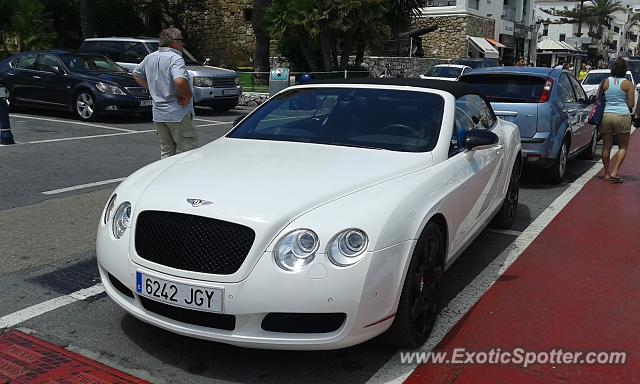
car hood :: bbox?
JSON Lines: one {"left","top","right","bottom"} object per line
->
{"left": 185, "top": 64, "right": 236, "bottom": 77}
{"left": 76, "top": 71, "right": 138, "bottom": 87}
{"left": 133, "top": 138, "right": 434, "bottom": 230}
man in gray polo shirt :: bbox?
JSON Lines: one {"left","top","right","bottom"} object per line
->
{"left": 133, "top": 28, "right": 198, "bottom": 158}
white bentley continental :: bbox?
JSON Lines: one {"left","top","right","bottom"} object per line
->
{"left": 96, "top": 79, "right": 522, "bottom": 350}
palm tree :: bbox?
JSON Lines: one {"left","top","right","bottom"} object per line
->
{"left": 253, "top": 0, "right": 273, "bottom": 79}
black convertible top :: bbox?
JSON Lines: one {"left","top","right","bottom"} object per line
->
{"left": 314, "top": 77, "right": 477, "bottom": 99}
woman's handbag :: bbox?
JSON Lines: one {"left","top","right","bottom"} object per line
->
{"left": 588, "top": 81, "right": 606, "bottom": 125}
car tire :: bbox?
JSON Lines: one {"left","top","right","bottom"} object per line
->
{"left": 74, "top": 90, "right": 98, "bottom": 121}
{"left": 579, "top": 130, "right": 598, "bottom": 160}
{"left": 492, "top": 156, "right": 521, "bottom": 229}
{"left": 548, "top": 140, "right": 568, "bottom": 184}
{"left": 3, "top": 86, "right": 14, "bottom": 112}
{"left": 384, "top": 222, "right": 445, "bottom": 349}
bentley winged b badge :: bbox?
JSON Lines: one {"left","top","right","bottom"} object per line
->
{"left": 187, "top": 198, "right": 213, "bottom": 207}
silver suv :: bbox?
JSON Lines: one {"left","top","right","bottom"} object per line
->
{"left": 79, "top": 37, "right": 241, "bottom": 111}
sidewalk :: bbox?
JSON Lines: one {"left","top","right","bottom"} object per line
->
{"left": 405, "top": 134, "right": 640, "bottom": 384}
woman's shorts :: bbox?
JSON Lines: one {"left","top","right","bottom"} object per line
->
{"left": 601, "top": 113, "right": 631, "bottom": 134}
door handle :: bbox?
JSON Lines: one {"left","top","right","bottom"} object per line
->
{"left": 33, "top": 75, "right": 41, "bottom": 79}
{"left": 7, "top": 72, "right": 15, "bottom": 76}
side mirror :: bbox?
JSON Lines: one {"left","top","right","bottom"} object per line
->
{"left": 464, "top": 130, "right": 499, "bottom": 150}
{"left": 636, "top": 84, "right": 640, "bottom": 91}
{"left": 588, "top": 94, "right": 596, "bottom": 103}
{"left": 44, "top": 65, "right": 60, "bottom": 74}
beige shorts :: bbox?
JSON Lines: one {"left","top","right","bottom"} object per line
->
{"left": 601, "top": 113, "right": 631, "bottom": 135}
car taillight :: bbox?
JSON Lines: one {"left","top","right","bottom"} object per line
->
{"left": 539, "top": 78, "right": 554, "bottom": 103}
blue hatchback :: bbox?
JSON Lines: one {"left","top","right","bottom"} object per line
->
{"left": 460, "top": 67, "right": 597, "bottom": 183}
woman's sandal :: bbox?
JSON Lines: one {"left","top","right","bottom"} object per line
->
{"left": 609, "top": 176, "right": 624, "bottom": 184}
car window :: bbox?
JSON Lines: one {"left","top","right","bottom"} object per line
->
{"left": 35, "top": 54, "right": 61, "bottom": 72}
{"left": 567, "top": 74, "right": 587, "bottom": 101}
{"left": 461, "top": 75, "right": 546, "bottom": 103}
{"left": 11, "top": 54, "right": 37, "bottom": 70}
{"left": 228, "top": 88, "right": 445, "bottom": 153}
{"left": 123, "top": 42, "right": 149, "bottom": 64}
{"left": 60, "top": 55, "right": 125, "bottom": 72}
{"left": 582, "top": 72, "right": 609, "bottom": 85}
{"left": 427, "top": 66, "right": 462, "bottom": 78}
{"left": 558, "top": 74, "right": 577, "bottom": 103}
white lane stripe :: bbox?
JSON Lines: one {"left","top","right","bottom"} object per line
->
{"left": 196, "top": 122, "right": 232, "bottom": 127}
{"left": 42, "top": 177, "right": 126, "bottom": 195}
{"left": 366, "top": 142, "right": 628, "bottom": 384}
{"left": 0, "top": 284, "right": 105, "bottom": 330}
{"left": 23, "top": 129, "right": 155, "bottom": 145}
{"left": 484, "top": 228, "right": 523, "bottom": 236}
{"left": 194, "top": 118, "right": 228, "bottom": 124}
{"left": 10, "top": 114, "right": 136, "bottom": 132}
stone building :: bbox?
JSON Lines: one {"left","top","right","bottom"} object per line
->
{"left": 193, "top": 0, "right": 256, "bottom": 68}
{"left": 412, "top": 14, "right": 495, "bottom": 59}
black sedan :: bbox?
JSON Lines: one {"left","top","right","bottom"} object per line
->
{"left": 0, "top": 50, "right": 152, "bottom": 121}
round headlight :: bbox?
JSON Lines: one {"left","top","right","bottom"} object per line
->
{"left": 112, "top": 202, "right": 131, "bottom": 239}
{"left": 274, "top": 229, "right": 319, "bottom": 272}
{"left": 103, "top": 193, "right": 117, "bottom": 225}
{"left": 327, "top": 229, "right": 368, "bottom": 267}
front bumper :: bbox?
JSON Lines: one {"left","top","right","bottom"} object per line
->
{"left": 97, "top": 240, "right": 413, "bottom": 350}
{"left": 193, "top": 85, "right": 242, "bottom": 106}
{"left": 95, "top": 93, "right": 152, "bottom": 114}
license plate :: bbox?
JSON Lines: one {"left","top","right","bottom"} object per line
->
{"left": 135, "top": 272, "right": 223, "bottom": 312}
{"left": 139, "top": 99, "right": 153, "bottom": 106}
{"left": 222, "top": 88, "right": 237, "bottom": 96}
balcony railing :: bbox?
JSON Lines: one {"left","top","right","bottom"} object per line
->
{"left": 502, "top": 5, "right": 516, "bottom": 21}
{"left": 427, "top": 0, "right": 457, "bottom": 6}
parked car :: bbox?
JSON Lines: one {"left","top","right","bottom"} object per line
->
{"left": 460, "top": 67, "right": 597, "bottom": 183}
{"left": 454, "top": 58, "right": 499, "bottom": 69}
{"left": 581, "top": 69, "right": 635, "bottom": 98}
{"left": 419, "top": 64, "right": 472, "bottom": 81}
{"left": 96, "top": 79, "right": 522, "bottom": 350}
{"left": 0, "top": 50, "right": 152, "bottom": 121}
{"left": 79, "top": 37, "right": 241, "bottom": 111}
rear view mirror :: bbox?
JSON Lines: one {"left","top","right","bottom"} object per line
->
{"left": 464, "top": 130, "right": 499, "bottom": 150}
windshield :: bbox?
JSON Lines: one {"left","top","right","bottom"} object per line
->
{"left": 461, "top": 75, "right": 546, "bottom": 103}
{"left": 61, "top": 55, "right": 125, "bottom": 72}
{"left": 228, "top": 88, "right": 445, "bottom": 152}
{"left": 144, "top": 42, "right": 201, "bottom": 65}
{"left": 426, "top": 66, "right": 463, "bottom": 78}
{"left": 583, "top": 72, "right": 632, "bottom": 85}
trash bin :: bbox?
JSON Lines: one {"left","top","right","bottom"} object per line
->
{"left": 269, "top": 67, "right": 290, "bottom": 97}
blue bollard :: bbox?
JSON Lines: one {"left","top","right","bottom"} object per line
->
{"left": 0, "top": 97, "right": 15, "bottom": 145}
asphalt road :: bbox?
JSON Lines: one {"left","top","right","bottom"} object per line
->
{"left": 0, "top": 105, "right": 602, "bottom": 383}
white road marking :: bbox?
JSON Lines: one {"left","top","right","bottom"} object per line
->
{"left": 196, "top": 122, "right": 232, "bottom": 127}
{"left": 10, "top": 114, "right": 136, "bottom": 132}
{"left": 194, "top": 118, "right": 228, "bottom": 124}
{"left": 0, "top": 284, "right": 105, "bottom": 330}
{"left": 367, "top": 145, "right": 620, "bottom": 384}
{"left": 484, "top": 228, "right": 523, "bottom": 236}
{"left": 42, "top": 177, "right": 126, "bottom": 195}
{"left": 22, "top": 129, "right": 155, "bottom": 145}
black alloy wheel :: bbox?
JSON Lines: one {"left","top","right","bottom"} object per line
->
{"left": 385, "top": 222, "right": 445, "bottom": 349}
{"left": 492, "top": 157, "right": 521, "bottom": 229}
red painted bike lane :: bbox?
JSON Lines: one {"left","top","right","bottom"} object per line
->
{"left": 406, "top": 136, "right": 640, "bottom": 384}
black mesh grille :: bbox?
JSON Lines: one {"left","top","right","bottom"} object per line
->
{"left": 125, "top": 87, "right": 150, "bottom": 98}
{"left": 140, "top": 297, "right": 236, "bottom": 330}
{"left": 212, "top": 78, "right": 236, "bottom": 88}
{"left": 261, "top": 313, "right": 346, "bottom": 333}
{"left": 135, "top": 211, "right": 255, "bottom": 274}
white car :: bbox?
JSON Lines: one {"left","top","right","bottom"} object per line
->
{"left": 419, "top": 64, "right": 472, "bottom": 81}
{"left": 581, "top": 69, "right": 635, "bottom": 98}
{"left": 96, "top": 79, "right": 522, "bottom": 350}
